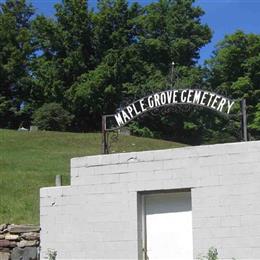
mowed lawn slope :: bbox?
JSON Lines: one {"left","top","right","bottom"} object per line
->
{"left": 0, "top": 129, "right": 185, "bottom": 224}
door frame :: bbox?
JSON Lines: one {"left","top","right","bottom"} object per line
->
{"left": 138, "top": 189, "right": 192, "bottom": 260}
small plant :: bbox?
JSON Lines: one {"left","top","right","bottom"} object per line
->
{"left": 198, "top": 247, "right": 218, "bottom": 260}
{"left": 47, "top": 249, "right": 57, "bottom": 260}
{"left": 198, "top": 247, "right": 236, "bottom": 260}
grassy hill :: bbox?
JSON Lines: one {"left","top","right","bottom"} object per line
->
{"left": 0, "top": 129, "right": 185, "bottom": 224}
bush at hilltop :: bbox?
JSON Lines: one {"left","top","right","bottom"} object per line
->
{"left": 32, "top": 103, "right": 73, "bottom": 131}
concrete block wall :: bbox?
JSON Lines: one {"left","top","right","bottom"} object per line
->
{"left": 40, "top": 141, "right": 260, "bottom": 260}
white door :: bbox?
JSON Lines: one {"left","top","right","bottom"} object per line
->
{"left": 145, "top": 191, "right": 193, "bottom": 260}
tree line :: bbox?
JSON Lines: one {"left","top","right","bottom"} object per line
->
{"left": 0, "top": 0, "right": 259, "bottom": 144}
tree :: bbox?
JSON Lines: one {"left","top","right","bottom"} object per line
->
{"left": 0, "top": 0, "right": 34, "bottom": 128}
{"left": 127, "top": 0, "right": 212, "bottom": 143}
{"left": 31, "top": 0, "right": 94, "bottom": 107}
{"left": 32, "top": 102, "right": 73, "bottom": 131}
{"left": 66, "top": 0, "right": 145, "bottom": 130}
{"left": 1, "top": 0, "right": 212, "bottom": 140}
{"left": 68, "top": 0, "right": 212, "bottom": 138}
{"left": 206, "top": 31, "right": 260, "bottom": 139}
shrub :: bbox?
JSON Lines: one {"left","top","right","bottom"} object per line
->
{"left": 32, "top": 103, "right": 73, "bottom": 131}
{"left": 47, "top": 249, "right": 57, "bottom": 260}
{"left": 198, "top": 247, "right": 236, "bottom": 260}
{"left": 128, "top": 122, "right": 154, "bottom": 138}
{"left": 198, "top": 247, "right": 218, "bottom": 260}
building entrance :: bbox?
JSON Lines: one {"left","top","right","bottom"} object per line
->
{"left": 143, "top": 191, "right": 193, "bottom": 260}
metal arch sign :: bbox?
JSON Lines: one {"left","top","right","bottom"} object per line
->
{"left": 105, "top": 89, "right": 236, "bottom": 130}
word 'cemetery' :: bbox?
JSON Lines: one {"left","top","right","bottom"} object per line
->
{"left": 114, "top": 89, "right": 235, "bottom": 128}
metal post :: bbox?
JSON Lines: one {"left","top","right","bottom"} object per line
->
{"left": 241, "top": 99, "right": 248, "bottom": 141}
{"left": 171, "top": 61, "right": 175, "bottom": 88}
{"left": 141, "top": 195, "right": 148, "bottom": 260}
{"left": 55, "top": 175, "right": 62, "bottom": 186}
{"left": 102, "top": 116, "right": 109, "bottom": 154}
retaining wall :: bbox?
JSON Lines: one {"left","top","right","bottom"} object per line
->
{"left": 0, "top": 224, "right": 40, "bottom": 260}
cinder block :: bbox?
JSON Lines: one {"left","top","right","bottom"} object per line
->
{"left": 153, "top": 169, "right": 173, "bottom": 180}
{"left": 119, "top": 172, "right": 137, "bottom": 182}
{"left": 220, "top": 216, "right": 241, "bottom": 227}
{"left": 241, "top": 214, "right": 260, "bottom": 226}
{"left": 73, "top": 174, "right": 102, "bottom": 185}
{"left": 198, "top": 154, "right": 222, "bottom": 166}
{"left": 71, "top": 156, "right": 88, "bottom": 168}
{"left": 40, "top": 186, "right": 63, "bottom": 198}
{"left": 101, "top": 174, "right": 120, "bottom": 184}
{"left": 98, "top": 154, "right": 114, "bottom": 166}
{"left": 127, "top": 160, "right": 164, "bottom": 173}
{"left": 136, "top": 170, "right": 155, "bottom": 181}
{"left": 163, "top": 158, "right": 186, "bottom": 170}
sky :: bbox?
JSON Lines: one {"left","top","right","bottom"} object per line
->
{"left": 195, "top": 0, "right": 260, "bottom": 63}
{"left": 3, "top": 0, "right": 260, "bottom": 64}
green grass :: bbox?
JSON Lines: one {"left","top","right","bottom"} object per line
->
{"left": 0, "top": 129, "right": 185, "bottom": 224}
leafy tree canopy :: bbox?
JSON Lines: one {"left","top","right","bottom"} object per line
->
{"left": 0, "top": 0, "right": 34, "bottom": 128}
{"left": 2, "top": 0, "right": 259, "bottom": 143}
{"left": 206, "top": 30, "right": 260, "bottom": 139}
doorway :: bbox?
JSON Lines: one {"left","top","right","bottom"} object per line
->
{"left": 141, "top": 191, "right": 193, "bottom": 260}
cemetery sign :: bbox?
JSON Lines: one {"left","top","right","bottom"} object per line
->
{"left": 101, "top": 88, "right": 247, "bottom": 154}
{"left": 112, "top": 89, "right": 235, "bottom": 129}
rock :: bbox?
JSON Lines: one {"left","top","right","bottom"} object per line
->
{"left": 9, "top": 242, "right": 17, "bottom": 248}
{"left": 0, "top": 252, "right": 9, "bottom": 260}
{"left": 8, "top": 225, "right": 40, "bottom": 234}
{"left": 10, "top": 247, "right": 23, "bottom": 260}
{"left": 11, "top": 247, "right": 38, "bottom": 260}
{"left": 21, "top": 232, "right": 39, "bottom": 241}
{"left": 0, "top": 225, "right": 7, "bottom": 232}
{"left": 0, "top": 241, "right": 9, "bottom": 248}
{"left": 23, "top": 247, "right": 38, "bottom": 260}
{"left": 0, "top": 248, "right": 9, "bottom": 253}
{"left": 17, "top": 240, "right": 38, "bottom": 248}
{"left": 4, "top": 234, "right": 19, "bottom": 241}
{"left": 0, "top": 235, "right": 5, "bottom": 240}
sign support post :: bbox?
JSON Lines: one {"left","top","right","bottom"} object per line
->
{"left": 241, "top": 98, "right": 248, "bottom": 141}
{"left": 101, "top": 115, "right": 109, "bottom": 154}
